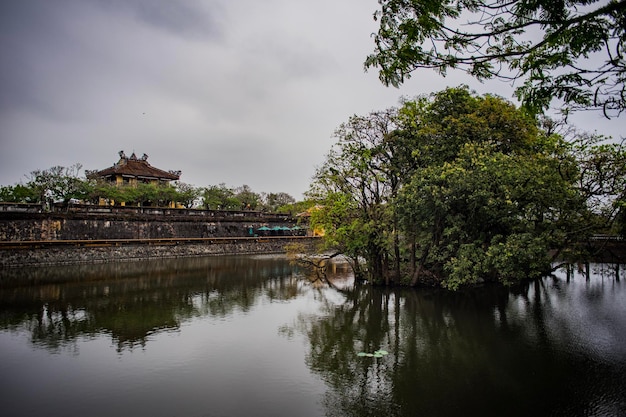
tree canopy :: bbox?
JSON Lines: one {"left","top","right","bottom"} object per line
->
{"left": 310, "top": 86, "right": 625, "bottom": 289}
{"left": 24, "top": 164, "right": 91, "bottom": 205}
{"left": 0, "top": 167, "right": 297, "bottom": 214}
{"left": 365, "top": 0, "right": 626, "bottom": 117}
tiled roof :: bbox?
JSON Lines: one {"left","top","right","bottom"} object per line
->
{"left": 90, "top": 152, "right": 180, "bottom": 181}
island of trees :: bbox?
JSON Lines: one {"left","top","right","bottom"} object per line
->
{"left": 306, "top": 87, "right": 625, "bottom": 290}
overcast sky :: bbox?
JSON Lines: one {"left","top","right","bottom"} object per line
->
{"left": 1, "top": 0, "right": 624, "bottom": 199}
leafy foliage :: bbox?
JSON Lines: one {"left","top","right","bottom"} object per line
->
{"left": 365, "top": 0, "right": 626, "bottom": 117}
{"left": 312, "top": 86, "right": 623, "bottom": 289}
{"left": 399, "top": 142, "right": 582, "bottom": 289}
{"left": 0, "top": 184, "right": 39, "bottom": 203}
{"left": 233, "top": 184, "right": 261, "bottom": 210}
{"left": 174, "top": 182, "right": 202, "bottom": 208}
{"left": 275, "top": 199, "right": 317, "bottom": 215}
{"left": 200, "top": 183, "right": 295, "bottom": 212}
{"left": 201, "top": 183, "right": 240, "bottom": 210}
{"left": 23, "top": 164, "right": 92, "bottom": 204}
{"left": 262, "top": 192, "right": 296, "bottom": 212}
{"left": 309, "top": 108, "right": 407, "bottom": 283}
{"left": 1, "top": 168, "right": 296, "bottom": 212}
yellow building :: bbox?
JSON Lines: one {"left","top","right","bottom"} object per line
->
{"left": 297, "top": 205, "right": 325, "bottom": 236}
{"left": 87, "top": 151, "right": 181, "bottom": 206}
{"left": 89, "top": 151, "right": 180, "bottom": 185}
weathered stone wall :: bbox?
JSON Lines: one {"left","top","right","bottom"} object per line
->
{"left": 0, "top": 211, "right": 300, "bottom": 241}
{"left": 0, "top": 209, "right": 316, "bottom": 268}
{"left": 0, "top": 237, "right": 319, "bottom": 268}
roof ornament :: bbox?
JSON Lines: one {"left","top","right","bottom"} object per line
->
{"left": 91, "top": 151, "right": 181, "bottom": 181}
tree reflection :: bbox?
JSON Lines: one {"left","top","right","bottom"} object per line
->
{"left": 0, "top": 256, "right": 305, "bottom": 352}
{"left": 1, "top": 257, "right": 624, "bottom": 415}
{"left": 297, "top": 265, "right": 626, "bottom": 417}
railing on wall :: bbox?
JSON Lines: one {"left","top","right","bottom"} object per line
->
{"left": 0, "top": 235, "right": 317, "bottom": 249}
{"left": 0, "top": 202, "right": 294, "bottom": 220}
{"left": 65, "top": 204, "right": 293, "bottom": 220}
{"left": 0, "top": 202, "right": 42, "bottom": 212}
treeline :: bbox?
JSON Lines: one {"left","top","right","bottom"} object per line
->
{"left": 0, "top": 165, "right": 310, "bottom": 214}
{"left": 308, "top": 87, "right": 626, "bottom": 289}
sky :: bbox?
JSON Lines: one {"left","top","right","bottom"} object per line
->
{"left": 1, "top": 0, "right": 624, "bottom": 199}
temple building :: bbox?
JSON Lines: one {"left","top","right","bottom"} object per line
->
{"left": 86, "top": 151, "right": 182, "bottom": 207}
{"left": 87, "top": 151, "right": 181, "bottom": 186}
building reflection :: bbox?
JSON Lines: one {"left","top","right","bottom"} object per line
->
{"left": 0, "top": 255, "right": 305, "bottom": 351}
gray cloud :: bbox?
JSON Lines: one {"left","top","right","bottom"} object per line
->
{"left": 94, "top": 0, "right": 224, "bottom": 40}
{"left": 0, "top": 0, "right": 623, "bottom": 199}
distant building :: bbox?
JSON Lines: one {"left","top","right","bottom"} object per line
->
{"left": 87, "top": 150, "right": 181, "bottom": 186}
{"left": 86, "top": 151, "right": 182, "bottom": 207}
{"left": 297, "top": 205, "right": 324, "bottom": 236}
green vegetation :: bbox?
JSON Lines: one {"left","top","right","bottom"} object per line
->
{"left": 200, "top": 184, "right": 298, "bottom": 212}
{"left": 0, "top": 164, "right": 91, "bottom": 205}
{"left": 365, "top": 0, "right": 626, "bottom": 116}
{"left": 0, "top": 167, "right": 299, "bottom": 212}
{"left": 309, "top": 86, "right": 625, "bottom": 289}
{"left": 357, "top": 349, "right": 389, "bottom": 358}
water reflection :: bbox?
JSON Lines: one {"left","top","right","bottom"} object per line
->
{"left": 0, "top": 255, "right": 306, "bottom": 352}
{"left": 294, "top": 263, "right": 626, "bottom": 417}
{"left": 0, "top": 257, "right": 624, "bottom": 417}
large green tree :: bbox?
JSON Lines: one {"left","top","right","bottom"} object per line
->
{"left": 201, "top": 184, "right": 240, "bottom": 210}
{"left": 174, "top": 182, "right": 202, "bottom": 208}
{"left": 0, "top": 184, "right": 39, "bottom": 203}
{"left": 395, "top": 87, "right": 590, "bottom": 288}
{"left": 572, "top": 137, "right": 626, "bottom": 227}
{"left": 397, "top": 142, "right": 584, "bottom": 289}
{"left": 261, "top": 192, "right": 296, "bottom": 212}
{"left": 309, "top": 108, "right": 410, "bottom": 283}
{"left": 234, "top": 185, "right": 261, "bottom": 210}
{"left": 312, "top": 87, "right": 614, "bottom": 289}
{"left": 365, "top": 0, "right": 626, "bottom": 116}
{"left": 25, "top": 164, "right": 92, "bottom": 205}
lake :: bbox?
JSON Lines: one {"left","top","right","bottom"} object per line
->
{"left": 0, "top": 255, "right": 625, "bottom": 417}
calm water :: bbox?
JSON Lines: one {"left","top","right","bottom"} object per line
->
{"left": 0, "top": 255, "right": 625, "bottom": 417}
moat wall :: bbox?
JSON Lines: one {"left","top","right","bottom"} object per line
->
{"left": 0, "top": 207, "right": 315, "bottom": 268}
{"left": 0, "top": 237, "right": 318, "bottom": 268}
{"left": 0, "top": 210, "right": 299, "bottom": 241}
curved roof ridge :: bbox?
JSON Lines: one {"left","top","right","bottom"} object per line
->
{"left": 88, "top": 150, "right": 181, "bottom": 181}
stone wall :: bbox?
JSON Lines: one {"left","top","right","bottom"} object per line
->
{"left": 0, "top": 209, "right": 316, "bottom": 268}
{"left": 0, "top": 237, "right": 319, "bottom": 268}
{"left": 0, "top": 211, "right": 301, "bottom": 241}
